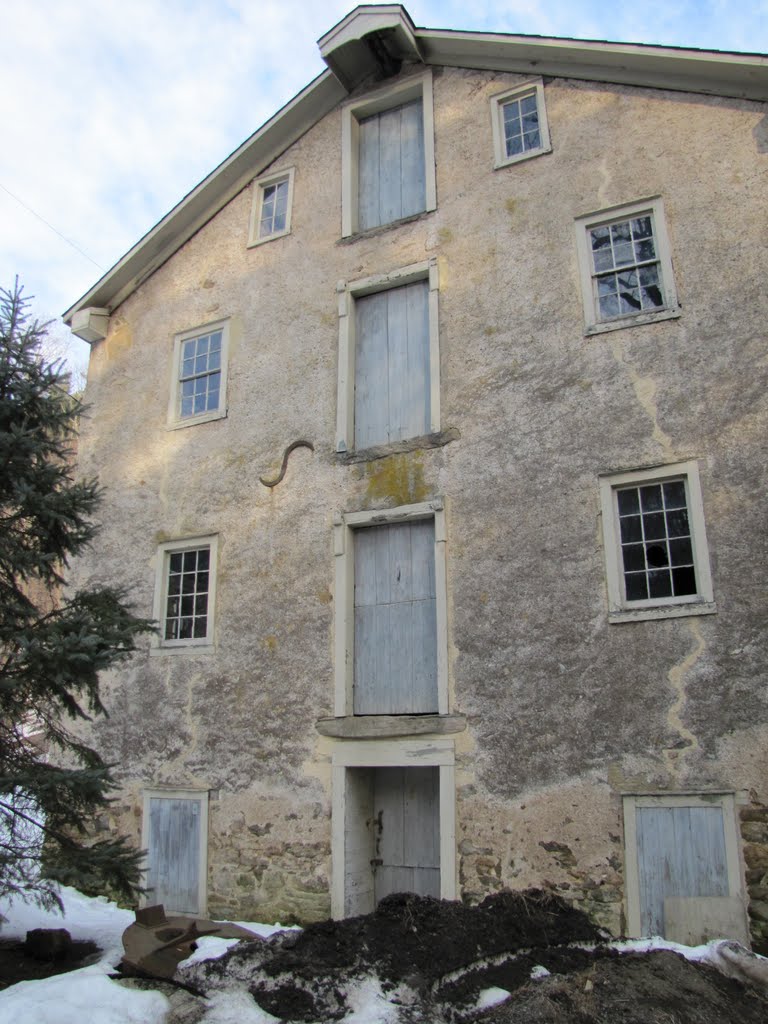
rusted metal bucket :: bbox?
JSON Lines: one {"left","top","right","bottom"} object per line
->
{"left": 121, "top": 904, "right": 261, "bottom": 978}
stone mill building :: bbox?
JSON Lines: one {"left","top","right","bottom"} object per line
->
{"left": 65, "top": 5, "right": 768, "bottom": 949}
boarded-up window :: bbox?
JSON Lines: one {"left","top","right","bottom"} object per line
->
{"left": 358, "top": 99, "right": 426, "bottom": 231}
{"left": 636, "top": 804, "right": 729, "bottom": 938}
{"left": 353, "top": 520, "right": 437, "bottom": 715}
{"left": 355, "top": 280, "right": 430, "bottom": 449}
{"left": 145, "top": 795, "right": 203, "bottom": 915}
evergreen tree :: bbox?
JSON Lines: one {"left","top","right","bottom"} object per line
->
{"left": 0, "top": 280, "right": 152, "bottom": 909}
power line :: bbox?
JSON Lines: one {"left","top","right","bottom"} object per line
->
{"left": 0, "top": 182, "right": 105, "bottom": 271}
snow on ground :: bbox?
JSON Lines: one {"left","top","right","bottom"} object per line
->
{"left": 0, "top": 886, "right": 298, "bottom": 1024}
{"left": 1, "top": 885, "right": 134, "bottom": 962}
{"left": 0, "top": 964, "right": 169, "bottom": 1024}
{"left": 1, "top": 887, "right": 763, "bottom": 1024}
{"left": 476, "top": 986, "right": 511, "bottom": 1009}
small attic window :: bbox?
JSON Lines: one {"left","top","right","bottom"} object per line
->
{"left": 248, "top": 167, "right": 295, "bottom": 247}
{"left": 490, "top": 79, "right": 552, "bottom": 169}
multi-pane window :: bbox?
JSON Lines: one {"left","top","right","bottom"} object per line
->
{"left": 249, "top": 168, "right": 294, "bottom": 246}
{"left": 164, "top": 547, "right": 211, "bottom": 641}
{"left": 153, "top": 537, "right": 217, "bottom": 648}
{"left": 599, "top": 462, "right": 715, "bottom": 622}
{"left": 169, "top": 320, "right": 228, "bottom": 428}
{"left": 616, "top": 480, "right": 695, "bottom": 602}
{"left": 259, "top": 179, "right": 289, "bottom": 237}
{"left": 576, "top": 198, "right": 679, "bottom": 333}
{"left": 491, "top": 80, "right": 551, "bottom": 168}
{"left": 179, "top": 330, "right": 222, "bottom": 419}
{"left": 502, "top": 92, "right": 540, "bottom": 157}
{"left": 588, "top": 215, "right": 663, "bottom": 321}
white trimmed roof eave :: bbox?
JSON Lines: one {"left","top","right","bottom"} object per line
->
{"left": 419, "top": 29, "right": 768, "bottom": 100}
{"left": 64, "top": 4, "right": 767, "bottom": 330}
{"left": 63, "top": 70, "right": 346, "bottom": 325}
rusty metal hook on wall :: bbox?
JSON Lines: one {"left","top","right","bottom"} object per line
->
{"left": 259, "top": 440, "right": 315, "bottom": 488}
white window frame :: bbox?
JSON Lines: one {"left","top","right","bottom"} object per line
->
{"left": 330, "top": 738, "right": 456, "bottom": 919}
{"left": 335, "top": 258, "right": 440, "bottom": 453}
{"left": 141, "top": 787, "right": 209, "bottom": 915}
{"left": 341, "top": 70, "right": 436, "bottom": 238}
{"left": 599, "top": 460, "right": 715, "bottom": 623}
{"left": 490, "top": 78, "right": 551, "bottom": 169}
{"left": 247, "top": 166, "right": 295, "bottom": 247}
{"left": 575, "top": 197, "right": 680, "bottom": 335}
{"left": 622, "top": 792, "right": 746, "bottom": 941}
{"left": 333, "top": 500, "right": 448, "bottom": 717}
{"left": 167, "top": 319, "right": 229, "bottom": 429}
{"left": 151, "top": 535, "right": 219, "bottom": 651}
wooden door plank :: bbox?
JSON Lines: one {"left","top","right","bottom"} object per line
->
{"left": 386, "top": 287, "right": 409, "bottom": 442}
{"left": 400, "top": 100, "right": 426, "bottom": 219}
{"left": 403, "top": 281, "right": 430, "bottom": 439}
{"left": 378, "top": 106, "right": 403, "bottom": 227}
{"left": 358, "top": 114, "right": 381, "bottom": 231}
{"left": 355, "top": 292, "right": 390, "bottom": 448}
{"left": 148, "top": 797, "right": 200, "bottom": 915}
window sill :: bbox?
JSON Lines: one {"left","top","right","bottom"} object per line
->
{"left": 493, "top": 144, "right": 552, "bottom": 170}
{"left": 247, "top": 229, "right": 291, "bottom": 249}
{"left": 316, "top": 714, "right": 466, "bottom": 739}
{"left": 608, "top": 601, "right": 716, "bottom": 624}
{"left": 167, "top": 410, "right": 227, "bottom": 431}
{"left": 585, "top": 307, "right": 681, "bottom": 336}
{"left": 150, "top": 643, "right": 216, "bottom": 657}
{"left": 338, "top": 207, "right": 435, "bottom": 245}
{"left": 336, "top": 428, "right": 459, "bottom": 463}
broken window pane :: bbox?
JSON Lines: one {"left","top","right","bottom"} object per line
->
{"left": 615, "top": 480, "right": 698, "bottom": 603}
{"left": 589, "top": 211, "right": 665, "bottom": 322}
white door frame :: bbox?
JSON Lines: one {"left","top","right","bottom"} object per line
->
{"left": 141, "top": 787, "right": 209, "bottom": 916}
{"left": 331, "top": 738, "right": 456, "bottom": 918}
{"left": 622, "top": 791, "right": 746, "bottom": 940}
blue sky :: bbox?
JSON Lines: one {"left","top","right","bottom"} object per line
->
{"left": 1, "top": 0, "right": 766, "bottom": 367}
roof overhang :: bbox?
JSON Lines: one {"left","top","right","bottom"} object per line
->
{"left": 64, "top": 71, "right": 346, "bottom": 327}
{"left": 65, "top": 4, "right": 767, "bottom": 335}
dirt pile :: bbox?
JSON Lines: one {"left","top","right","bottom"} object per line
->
{"left": 177, "top": 890, "right": 768, "bottom": 1023}
{"left": 481, "top": 949, "right": 768, "bottom": 1024}
{"left": 179, "top": 890, "right": 604, "bottom": 1020}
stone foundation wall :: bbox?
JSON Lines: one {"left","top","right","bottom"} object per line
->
{"left": 741, "top": 803, "right": 768, "bottom": 955}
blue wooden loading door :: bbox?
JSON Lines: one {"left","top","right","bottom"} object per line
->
{"left": 636, "top": 804, "right": 729, "bottom": 938}
{"left": 353, "top": 520, "right": 438, "bottom": 715}
{"left": 147, "top": 796, "right": 201, "bottom": 914}
{"left": 354, "top": 280, "right": 430, "bottom": 449}
{"left": 358, "top": 99, "right": 425, "bottom": 230}
{"left": 373, "top": 766, "right": 440, "bottom": 903}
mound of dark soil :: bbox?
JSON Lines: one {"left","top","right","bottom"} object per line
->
{"left": 0, "top": 937, "right": 100, "bottom": 990}
{"left": 480, "top": 949, "right": 768, "bottom": 1024}
{"left": 181, "top": 889, "right": 604, "bottom": 1020}
{"left": 180, "top": 891, "right": 768, "bottom": 1023}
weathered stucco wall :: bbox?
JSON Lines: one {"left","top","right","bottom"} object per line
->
{"left": 74, "top": 64, "right": 768, "bottom": 935}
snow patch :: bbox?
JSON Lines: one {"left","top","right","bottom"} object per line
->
{"left": 530, "top": 964, "right": 551, "bottom": 979}
{"left": 476, "top": 985, "right": 511, "bottom": 1008}
{"left": 178, "top": 935, "right": 244, "bottom": 967}
{"left": 200, "top": 986, "right": 281, "bottom": 1023}
{"left": 1, "top": 885, "right": 134, "bottom": 965}
{"left": 0, "top": 963, "right": 168, "bottom": 1024}
{"left": 341, "top": 976, "right": 401, "bottom": 1023}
